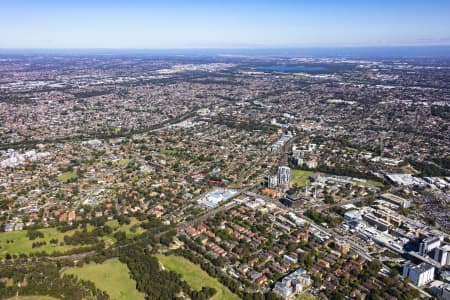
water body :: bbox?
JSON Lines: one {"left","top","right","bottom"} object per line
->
{"left": 255, "top": 65, "right": 328, "bottom": 72}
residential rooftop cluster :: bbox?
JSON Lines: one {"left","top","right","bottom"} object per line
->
{"left": 0, "top": 53, "right": 449, "bottom": 299}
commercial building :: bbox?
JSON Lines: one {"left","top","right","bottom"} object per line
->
{"left": 402, "top": 262, "right": 435, "bottom": 287}
{"left": 384, "top": 174, "right": 427, "bottom": 187}
{"left": 434, "top": 245, "right": 450, "bottom": 266}
{"left": 362, "top": 213, "right": 391, "bottom": 232}
{"left": 419, "top": 236, "right": 443, "bottom": 256}
{"left": 280, "top": 195, "right": 303, "bottom": 208}
{"left": 379, "top": 193, "right": 411, "bottom": 208}
{"left": 198, "top": 188, "right": 239, "bottom": 208}
{"left": 344, "top": 209, "right": 362, "bottom": 222}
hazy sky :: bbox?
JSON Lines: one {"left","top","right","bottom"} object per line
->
{"left": 1, "top": 0, "right": 450, "bottom": 48}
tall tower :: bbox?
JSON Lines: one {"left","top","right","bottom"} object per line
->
{"left": 278, "top": 166, "right": 291, "bottom": 190}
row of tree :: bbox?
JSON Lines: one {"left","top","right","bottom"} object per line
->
{"left": 118, "top": 245, "right": 216, "bottom": 300}
{"left": 0, "top": 261, "right": 109, "bottom": 300}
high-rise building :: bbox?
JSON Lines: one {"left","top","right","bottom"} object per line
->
{"left": 402, "top": 262, "right": 435, "bottom": 287}
{"left": 434, "top": 245, "right": 450, "bottom": 266}
{"left": 267, "top": 176, "right": 278, "bottom": 189}
{"left": 278, "top": 166, "right": 291, "bottom": 190}
{"left": 419, "top": 236, "right": 443, "bottom": 256}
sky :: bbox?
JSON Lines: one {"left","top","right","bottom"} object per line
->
{"left": 1, "top": 0, "right": 450, "bottom": 49}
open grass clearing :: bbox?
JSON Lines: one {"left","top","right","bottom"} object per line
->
{"left": 112, "top": 159, "right": 129, "bottom": 167}
{"left": 63, "top": 258, "right": 144, "bottom": 300}
{"left": 0, "top": 227, "right": 82, "bottom": 258}
{"left": 0, "top": 218, "right": 143, "bottom": 258}
{"left": 57, "top": 171, "right": 78, "bottom": 183}
{"left": 105, "top": 217, "right": 144, "bottom": 237}
{"left": 159, "top": 149, "right": 177, "bottom": 155}
{"left": 157, "top": 254, "right": 239, "bottom": 300}
{"left": 291, "top": 169, "right": 314, "bottom": 188}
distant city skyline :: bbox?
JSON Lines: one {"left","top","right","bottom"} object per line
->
{"left": 1, "top": 0, "right": 450, "bottom": 49}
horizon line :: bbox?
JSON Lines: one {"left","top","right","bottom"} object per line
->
{"left": 1, "top": 44, "right": 450, "bottom": 51}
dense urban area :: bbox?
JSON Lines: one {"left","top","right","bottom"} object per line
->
{"left": 0, "top": 52, "right": 449, "bottom": 300}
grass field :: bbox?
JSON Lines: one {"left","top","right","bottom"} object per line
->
{"left": 105, "top": 218, "right": 144, "bottom": 239}
{"left": 6, "top": 296, "right": 58, "bottom": 300}
{"left": 0, "top": 227, "right": 81, "bottom": 258}
{"left": 83, "top": 218, "right": 143, "bottom": 245}
{"left": 63, "top": 258, "right": 144, "bottom": 300}
{"left": 157, "top": 255, "right": 239, "bottom": 300}
{"left": 112, "top": 159, "right": 130, "bottom": 167}
{"left": 0, "top": 218, "right": 143, "bottom": 258}
{"left": 160, "top": 149, "right": 177, "bottom": 155}
{"left": 291, "top": 169, "right": 314, "bottom": 188}
{"left": 57, "top": 171, "right": 78, "bottom": 183}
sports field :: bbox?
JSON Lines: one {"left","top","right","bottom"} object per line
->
{"left": 291, "top": 169, "right": 314, "bottom": 187}
{"left": 157, "top": 254, "right": 239, "bottom": 300}
{"left": 63, "top": 258, "right": 144, "bottom": 300}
